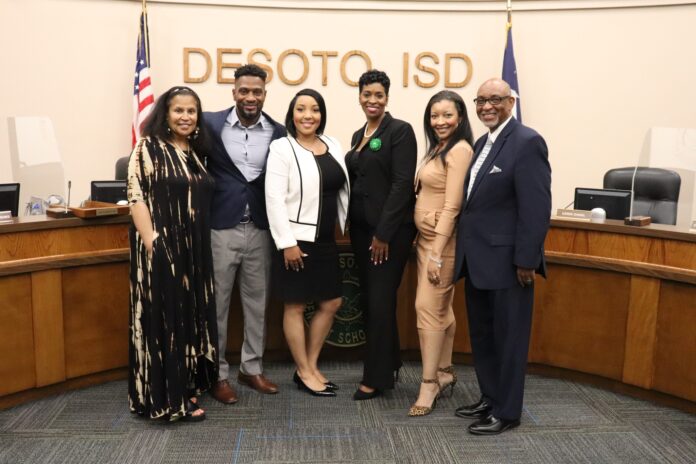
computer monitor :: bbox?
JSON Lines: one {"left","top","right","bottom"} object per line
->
{"left": 574, "top": 187, "right": 632, "bottom": 220}
{"left": 0, "top": 183, "right": 20, "bottom": 217}
{"left": 91, "top": 180, "right": 127, "bottom": 204}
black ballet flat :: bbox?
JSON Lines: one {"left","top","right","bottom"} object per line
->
{"left": 295, "top": 372, "right": 336, "bottom": 397}
{"left": 352, "top": 387, "right": 382, "bottom": 401}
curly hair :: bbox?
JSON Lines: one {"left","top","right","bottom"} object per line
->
{"left": 234, "top": 64, "right": 268, "bottom": 82}
{"left": 358, "top": 69, "right": 390, "bottom": 95}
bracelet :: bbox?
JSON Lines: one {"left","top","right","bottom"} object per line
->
{"left": 428, "top": 255, "right": 443, "bottom": 268}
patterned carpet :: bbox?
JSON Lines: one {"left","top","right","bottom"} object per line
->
{"left": 1, "top": 362, "right": 695, "bottom": 464}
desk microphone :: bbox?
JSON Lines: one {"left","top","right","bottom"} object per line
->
{"left": 625, "top": 165, "right": 651, "bottom": 226}
{"left": 561, "top": 199, "right": 574, "bottom": 210}
{"left": 65, "top": 180, "right": 71, "bottom": 214}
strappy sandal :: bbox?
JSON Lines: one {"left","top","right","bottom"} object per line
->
{"left": 182, "top": 398, "right": 206, "bottom": 422}
{"left": 437, "top": 365, "right": 458, "bottom": 398}
{"left": 408, "top": 378, "right": 440, "bottom": 417}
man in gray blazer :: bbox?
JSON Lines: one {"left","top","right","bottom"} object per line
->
{"left": 204, "top": 65, "right": 286, "bottom": 403}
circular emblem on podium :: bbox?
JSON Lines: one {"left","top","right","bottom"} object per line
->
{"left": 304, "top": 251, "right": 365, "bottom": 347}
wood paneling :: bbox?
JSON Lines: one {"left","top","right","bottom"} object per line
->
{"left": 31, "top": 270, "right": 66, "bottom": 387}
{"left": 0, "top": 224, "right": 128, "bottom": 261}
{"left": 653, "top": 282, "right": 696, "bottom": 402}
{"left": 63, "top": 263, "right": 129, "bottom": 378}
{"left": 622, "top": 276, "right": 660, "bottom": 388}
{"left": 0, "top": 275, "right": 36, "bottom": 396}
{"left": 529, "top": 264, "right": 630, "bottom": 380}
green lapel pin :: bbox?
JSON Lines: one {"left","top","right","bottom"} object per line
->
{"left": 369, "top": 138, "right": 382, "bottom": 151}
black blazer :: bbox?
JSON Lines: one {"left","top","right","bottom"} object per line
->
{"left": 346, "top": 113, "right": 417, "bottom": 242}
{"left": 203, "top": 107, "right": 286, "bottom": 230}
{"left": 454, "top": 118, "right": 552, "bottom": 289}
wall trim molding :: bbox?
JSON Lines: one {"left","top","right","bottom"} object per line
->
{"left": 125, "top": 0, "right": 696, "bottom": 12}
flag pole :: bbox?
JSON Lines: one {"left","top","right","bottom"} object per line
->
{"left": 142, "top": 0, "right": 150, "bottom": 66}
{"left": 507, "top": 0, "right": 512, "bottom": 27}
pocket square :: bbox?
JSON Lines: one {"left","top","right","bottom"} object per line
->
{"left": 489, "top": 165, "right": 502, "bottom": 174}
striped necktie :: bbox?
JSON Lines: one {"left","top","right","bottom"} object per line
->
{"left": 467, "top": 137, "right": 494, "bottom": 198}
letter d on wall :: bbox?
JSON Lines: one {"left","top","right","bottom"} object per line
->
{"left": 183, "top": 48, "right": 212, "bottom": 83}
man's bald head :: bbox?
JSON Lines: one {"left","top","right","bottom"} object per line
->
{"left": 475, "top": 78, "right": 515, "bottom": 131}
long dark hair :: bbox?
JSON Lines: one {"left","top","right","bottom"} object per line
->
{"left": 141, "top": 86, "right": 210, "bottom": 157}
{"left": 422, "top": 90, "right": 473, "bottom": 163}
{"left": 284, "top": 88, "right": 327, "bottom": 138}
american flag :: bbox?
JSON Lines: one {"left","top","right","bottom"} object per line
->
{"left": 132, "top": 6, "right": 154, "bottom": 147}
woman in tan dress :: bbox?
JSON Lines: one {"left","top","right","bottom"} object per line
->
{"left": 409, "top": 91, "right": 474, "bottom": 416}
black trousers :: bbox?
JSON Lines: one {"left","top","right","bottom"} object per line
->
{"left": 350, "top": 220, "right": 416, "bottom": 391}
{"left": 464, "top": 278, "right": 534, "bottom": 421}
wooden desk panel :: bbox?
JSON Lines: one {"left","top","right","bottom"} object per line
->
{"left": 1, "top": 216, "right": 695, "bottom": 409}
{"left": 653, "top": 282, "right": 696, "bottom": 402}
{"left": 529, "top": 265, "right": 630, "bottom": 380}
{"left": 63, "top": 263, "right": 129, "bottom": 379}
{"left": 0, "top": 275, "right": 35, "bottom": 397}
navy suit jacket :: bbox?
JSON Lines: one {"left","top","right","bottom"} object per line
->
{"left": 454, "top": 118, "right": 551, "bottom": 290}
{"left": 203, "top": 107, "right": 286, "bottom": 230}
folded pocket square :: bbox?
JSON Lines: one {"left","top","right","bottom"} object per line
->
{"left": 489, "top": 165, "right": 502, "bottom": 174}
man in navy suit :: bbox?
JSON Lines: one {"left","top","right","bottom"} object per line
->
{"left": 204, "top": 65, "right": 286, "bottom": 403}
{"left": 453, "top": 78, "right": 551, "bottom": 435}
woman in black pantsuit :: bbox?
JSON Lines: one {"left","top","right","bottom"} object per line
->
{"left": 346, "top": 70, "right": 417, "bottom": 400}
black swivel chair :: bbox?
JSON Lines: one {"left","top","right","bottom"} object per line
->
{"left": 115, "top": 156, "right": 129, "bottom": 180}
{"left": 603, "top": 167, "right": 681, "bottom": 225}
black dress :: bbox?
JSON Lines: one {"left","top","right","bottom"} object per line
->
{"left": 273, "top": 153, "right": 346, "bottom": 303}
{"left": 127, "top": 137, "right": 218, "bottom": 420}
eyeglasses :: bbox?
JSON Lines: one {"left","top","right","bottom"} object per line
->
{"left": 473, "top": 95, "right": 511, "bottom": 107}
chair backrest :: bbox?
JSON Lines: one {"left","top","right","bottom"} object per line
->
{"left": 115, "top": 156, "right": 129, "bottom": 180}
{"left": 603, "top": 167, "right": 681, "bottom": 225}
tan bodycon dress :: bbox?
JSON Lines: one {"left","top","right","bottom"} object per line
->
{"left": 413, "top": 144, "right": 472, "bottom": 330}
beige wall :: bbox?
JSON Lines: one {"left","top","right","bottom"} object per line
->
{"left": 1, "top": 0, "right": 695, "bottom": 216}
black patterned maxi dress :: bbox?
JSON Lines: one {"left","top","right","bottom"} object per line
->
{"left": 127, "top": 136, "right": 218, "bottom": 420}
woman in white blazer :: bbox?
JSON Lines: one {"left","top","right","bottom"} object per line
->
{"left": 265, "top": 89, "right": 350, "bottom": 397}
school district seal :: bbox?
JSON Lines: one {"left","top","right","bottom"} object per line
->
{"left": 304, "top": 252, "right": 365, "bottom": 347}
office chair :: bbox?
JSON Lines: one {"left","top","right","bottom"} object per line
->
{"left": 115, "top": 156, "right": 129, "bottom": 180}
{"left": 603, "top": 167, "right": 681, "bottom": 225}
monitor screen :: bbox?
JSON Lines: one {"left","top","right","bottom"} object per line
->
{"left": 0, "top": 183, "right": 20, "bottom": 217}
{"left": 91, "top": 180, "right": 127, "bottom": 204}
{"left": 574, "top": 188, "right": 632, "bottom": 220}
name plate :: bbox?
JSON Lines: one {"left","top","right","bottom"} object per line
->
{"left": 556, "top": 209, "right": 592, "bottom": 220}
{"left": 95, "top": 207, "right": 118, "bottom": 216}
{"left": 0, "top": 210, "right": 11, "bottom": 220}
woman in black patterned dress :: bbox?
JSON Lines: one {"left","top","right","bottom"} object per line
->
{"left": 127, "top": 86, "right": 217, "bottom": 421}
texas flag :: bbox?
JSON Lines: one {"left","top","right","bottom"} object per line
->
{"left": 502, "top": 22, "right": 522, "bottom": 122}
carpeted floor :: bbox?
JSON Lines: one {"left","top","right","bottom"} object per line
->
{"left": 1, "top": 361, "right": 695, "bottom": 464}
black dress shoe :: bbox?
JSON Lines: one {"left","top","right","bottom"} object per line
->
{"left": 324, "top": 381, "right": 339, "bottom": 390}
{"left": 294, "top": 371, "right": 339, "bottom": 390}
{"left": 352, "top": 387, "right": 382, "bottom": 401}
{"left": 468, "top": 414, "right": 520, "bottom": 435}
{"left": 294, "top": 372, "right": 336, "bottom": 397}
{"left": 455, "top": 398, "right": 491, "bottom": 419}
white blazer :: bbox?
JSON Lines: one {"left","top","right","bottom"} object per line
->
{"left": 265, "top": 135, "right": 350, "bottom": 250}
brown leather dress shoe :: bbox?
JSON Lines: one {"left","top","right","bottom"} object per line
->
{"left": 238, "top": 372, "right": 279, "bottom": 394}
{"left": 210, "top": 380, "right": 238, "bottom": 404}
